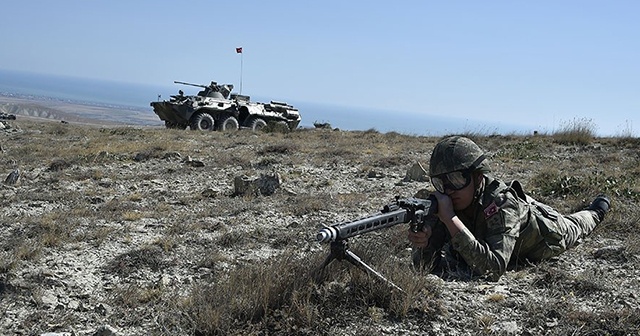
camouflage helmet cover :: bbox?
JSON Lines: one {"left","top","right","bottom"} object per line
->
{"left": 429, "top": 136, "right": 490, "bottom": 176}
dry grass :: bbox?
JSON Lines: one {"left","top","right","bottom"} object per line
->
{"left": 552, "top": 117, "right": 597, "bottom": 145}
{"left": 1, "top": 119, "right": 638, "bottom": 335}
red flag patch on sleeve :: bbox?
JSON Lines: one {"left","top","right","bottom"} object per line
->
{"left": 484, "top": 202, "right": 499, "bottom": 218}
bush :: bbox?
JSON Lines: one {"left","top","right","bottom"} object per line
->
{"left": 553, "top": 118, "right": 597, "bottom": 145}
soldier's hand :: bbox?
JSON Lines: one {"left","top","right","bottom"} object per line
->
{"left": 433, "top": 191, "right": 455, "bottom": 223}
{"left": 408, "top": 224, "right": 432, "bottom": 248}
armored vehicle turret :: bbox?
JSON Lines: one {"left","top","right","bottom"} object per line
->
{"left": 150, "top": 80, "right": 301, "bottom": 132}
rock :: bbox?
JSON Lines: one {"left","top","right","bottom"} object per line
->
{"left": 89, "top": 196, "right": 105, "bottom": 204}
{"left": 4, "top": 168, "right": 19, "bottom": 185}
{"left": 234, "top": 173, "right": 281, "bottom": 196}
{"left": 413, "top": 188, "right": 431, "bottom": 199}
{"left": 202, "top": 188, "right": 219, "bottom": 198}
{"left": 188, "top": 160, "right": 205, "bottom": 167}
{"left": 183, "top": 156, "right": 205, "bottom": 167}
{"left": 95, "top": 151, "right": 110, "bottom": 160}
{"left": 404, "top": 161, "right": 428, "bottom": 182}
{"left": 234, "top": 176, "right": 251, "bottom": 196}
{"left": 163, "top": 151, "right": 182, "bottom": 161}
{"left": 366, "top": 169, "right": 384, "bottom": 178}
{"left": 491, "top": 321, "right": 520, "bottom": 334}
{"left": 93, "top": 325, "right": 118, "bottom": 336}
{"left": 98, "top": 179, "right": 112, "bottom": 188}
{"left": 67, "top": 299, "right": 80, "bottom": 310}
{"left": 282, "top": 187, "right": 298, "bottom": 196}
{"left": 593, "top": 245, "right": 627, "bottom": 262}
{"left": 133, "top": 152, "right": 148, "bottom": 162}
{"left": 48, "top": 159, "right": 71, "bottom": 171}
{"left": 95, "top": 303, "right": 111, "bottom": 316}
{"left": 39, "top": 291, "right": 59, "bottom": 308}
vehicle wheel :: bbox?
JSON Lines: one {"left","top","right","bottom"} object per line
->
{"left": 248, "top": 118, "right": 267, "bottom": 132}
{"left": 273, "top": 121, "right": 290, "bottom": 133}
{"left": 218, "top": 115, "right": 239, "bottom": 131}
{"left": 190, "top": 113, "right": 215, "bottom": 131}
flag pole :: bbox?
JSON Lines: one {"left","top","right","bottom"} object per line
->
{"left": 236, "top": 46, "right": 243, "bottom": 94}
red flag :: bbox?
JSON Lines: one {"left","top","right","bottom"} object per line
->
{"left": 236, "top": 47, "right": 243, "bottom": 54}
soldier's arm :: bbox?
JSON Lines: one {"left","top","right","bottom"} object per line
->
{"left": 448, "top": 192, "right": 522, "bottom": 280}
{"left": 410, "top": 217, "right": 448, "bottom": 271}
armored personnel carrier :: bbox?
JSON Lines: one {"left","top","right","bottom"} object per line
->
{"left": 150, "top": 81, "right": 301, "bottom": 132}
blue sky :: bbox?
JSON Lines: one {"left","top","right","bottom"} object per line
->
{"left": 1, "top": 1, "right": 638, "bottom": 136}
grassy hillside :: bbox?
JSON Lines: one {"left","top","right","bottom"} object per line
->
{"left": 0, "top": 119, "right": 638, "bottom": 335}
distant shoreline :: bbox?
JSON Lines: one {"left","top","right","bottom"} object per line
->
{"left": 0, "top": 91, "right": 150, "bottom": 113}
{"left": 0, "top": 94, "right": 162, "bottom": 127}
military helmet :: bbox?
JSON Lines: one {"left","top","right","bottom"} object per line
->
{"left": 429, "top": 136, "right": 490, "bottom": 176}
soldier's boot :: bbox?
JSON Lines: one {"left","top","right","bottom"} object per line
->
{"left": 587, "top": 195, "right": 610, "bottom": 221}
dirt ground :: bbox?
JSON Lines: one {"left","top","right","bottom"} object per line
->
{"left": 0, "top": 100, "right": 638, "bottom": 335}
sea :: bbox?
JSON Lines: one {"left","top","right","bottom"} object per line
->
{"left": 0, "top": 69, "right": 531, "bottom": 135}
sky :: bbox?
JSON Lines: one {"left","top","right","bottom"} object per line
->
{"left": 1, "top": 1, "right": 638, "bottom": 136}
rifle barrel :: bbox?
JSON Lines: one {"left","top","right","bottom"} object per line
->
{"left": 317, "top": 209, "right": 409, "bottom": 243}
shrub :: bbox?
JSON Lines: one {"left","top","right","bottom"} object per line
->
{"left": 553, "top": 118, "right": 596, "bottom": 145}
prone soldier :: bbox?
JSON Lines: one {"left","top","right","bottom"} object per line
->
{"left": 409, "top": 136, "right": 610, "bottom": 281}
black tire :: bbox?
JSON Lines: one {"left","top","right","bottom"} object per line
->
{"left": 218, "top": 115, "right": 239, "bottom": 132}
{"left": 273, "top": 120, "right": 290, "bottom": 133}
{"left": 190, "top": 113, "right": 215, "bottom": 131}
{"left": 248, "top": 118, "right": 267, "bottom": 132}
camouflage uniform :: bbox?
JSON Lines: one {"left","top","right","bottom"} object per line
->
{"left": 413, "top": 136, "right": 605, "bottom": 280}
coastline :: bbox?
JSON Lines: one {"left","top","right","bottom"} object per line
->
{"left": 0, "top": 94, "right": 162, "bottom": 127}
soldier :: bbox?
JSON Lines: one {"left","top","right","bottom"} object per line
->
{"left": 408, "top": 135, "right": 610, "bottom": 281}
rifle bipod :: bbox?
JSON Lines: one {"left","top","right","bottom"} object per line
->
{"left": 313, "top": 239, "right": 405, "bottom": 293}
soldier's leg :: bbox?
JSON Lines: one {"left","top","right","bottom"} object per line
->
{"left": 558, "top": 195, "right": 610, "bottom": 248}
{"left": 559, "top": 210, "right": 601, "bottom": 248}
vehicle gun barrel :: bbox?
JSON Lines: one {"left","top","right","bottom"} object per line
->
{"left": 173, "top": 80, "right": 208, "bottom": 88}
